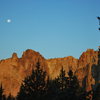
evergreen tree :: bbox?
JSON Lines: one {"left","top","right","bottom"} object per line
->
{"left": 92, "top": 84, "right": 100, "bottom": 100}
{"left": 0, "top": 84, "right": 4, "bottom": 100}
{"left": 56, "top": 67, "right": 67, "bottom": 92}
{"left": 44, "top": 67, "right": 67, "bottom": 100}
{"left": 7, "top": 94, "right": 15, "bottom": 100}
{"left": 45, "top": 78, "right": 58, "bottom": 100}
{"left": 66, "top": 70, "right": 79, "bottom": 90}
{"left": 53, "top": 67, "right": 67, "bottom": 100}
{"left": 17, "top": 61, "right": 47, "bottom": 100}
{"left": 66, "top": 70, "right": 80, "bottom": 100}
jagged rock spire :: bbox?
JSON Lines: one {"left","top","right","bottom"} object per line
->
{"left": 12, "top": 52, "right": 18, "bottom": 60}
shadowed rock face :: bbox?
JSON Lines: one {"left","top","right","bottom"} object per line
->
{"left": 0, "top": 49, "right": 99, "bottom": 96}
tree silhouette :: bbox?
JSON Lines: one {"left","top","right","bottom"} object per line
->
{"left": 7, "top": 95, "right": 11, "bottom": 100}
{"left": 42, "top": 67, "right": 67, "bottom": 100}
{"left": 45, "top": 78, "right": 58, "bottom": 100}
{"left": 56, "top": 67, "right": 67, "bottom": 92}
{"left": 0, "top": 84, "right": 4, "bottom": 100}
{"left": 92, "top": 84, "right": 100, "bottom": 100}
{"left": 17, "top": 61, "right": 47, "bottom": 100}
{"left": 7, "top": 94, "right": 15, "bottom": 100}
{"left": 66, "top": 70, "right": 80, "bottom": 100}
{"left": 47, "top": 68, "right": 81, "bottom": 100}
{"left": 17, "top": 64, "right": 85, "bottom": 100}
{"left": 67, "top": 70, "right": 79, "bottom": 89}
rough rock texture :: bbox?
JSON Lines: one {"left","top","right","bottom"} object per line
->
{"left": 47, "top": 56, "right": 78, "bottom": 79}
{"left": 47, "top": 49, "right": 99, "bottom": 92}
{"left": 0, "top": 49, "right": 48, "bottom": 96}
{"left": 0, "top": 49, "right": 99, "bottom": 96}
{"left": 75, "top": 49, "right": 98, "bottom": 91}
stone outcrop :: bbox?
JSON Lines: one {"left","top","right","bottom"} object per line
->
{"left": 0, "top": 49, "right": 48, "bottom": 96}
{"left": 47, "top": 49, "right": 99, "bottom": 92}
{"left": 0, "top": 49, "right": 99, "bottom": 96}
{"left": 75, "top": 49, "right": 98, "bottom": 91}
{"left": 47, "top": 56, "right": 78, "bottom": 79}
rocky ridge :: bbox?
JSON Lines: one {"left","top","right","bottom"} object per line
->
{"left": 0, "top": 49, "right": 99, "bottom": 96}
{"left": 0, "top": 49, "right": 47, "bottom": 96}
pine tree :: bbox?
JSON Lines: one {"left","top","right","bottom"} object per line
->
{"left": 17, "top": 61, "right": 47, "bottom": 100}
{"left": 92, "top": 84, "right": 100, "bottom": 100}
{"left": 43, "top": 67, "right": 67, "bottom": 100}
{"left": 53, "top": 67, "right": 67, "bottom": 100}
{"left": 7, "top": 94, "right": 15, "bottom": 100}
{"left": 0, "top": 84, "right": 4, "bottom": 100}
{"left": 56, "top": 67, "right": 67, "bottom": 92}
{"left": 66, "top": 70, "right": 80, "bottom": 100}
{"left": 45, "top": 78, "right": 58, "bottom": 100}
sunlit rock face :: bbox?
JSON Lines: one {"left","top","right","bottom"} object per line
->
{"left": 47, "top": 49, "right": 98, "bottom": 92}
{"left": 0, "top": 49, "right": 99, "bottom": 96}
{"left": 75, "top": 49, "right": 98, "bottom": 91}
{"left": 0, "top": 49, "right": 48, "bottom": 97}
{"left": 47, "top": 56, "right": 78, "bottom": 79}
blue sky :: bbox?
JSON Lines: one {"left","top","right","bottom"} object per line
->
{"left": 0, "top": 0, "right": 100, "bottom": 59}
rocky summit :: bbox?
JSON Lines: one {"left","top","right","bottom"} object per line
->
{"left": 0, "top": 49, "right": 99, "bottom": 96}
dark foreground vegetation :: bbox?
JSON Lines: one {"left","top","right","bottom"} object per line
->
{"left": 0, "top": 61, "right": 99, "bottom": 100}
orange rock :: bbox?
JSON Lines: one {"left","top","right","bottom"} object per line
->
{"left": 0, "top": 49, "right": 99, "bottom": 96}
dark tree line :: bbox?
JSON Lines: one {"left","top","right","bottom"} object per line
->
{"left": 17, "top": 62, "right": 47, "bottom": 100}
{"left": 0, "top": 61, "right": 99, "bottom": 100}
{"left": 16, "top": 62, "right": 91, "bottom": 100}
{"left": 0, "top": 84, "right": 15, "bottom": 100}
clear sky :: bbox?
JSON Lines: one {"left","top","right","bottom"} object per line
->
{"left": 0, "top": 0, "right": 100, "bottom": 59}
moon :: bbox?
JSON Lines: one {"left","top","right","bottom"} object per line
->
{"left": 6, "top": 19, "right": 12, "bottom": 23}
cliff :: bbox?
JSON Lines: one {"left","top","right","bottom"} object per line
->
{"left": 76, "top": 49, "right": 98, "bottom": 91}
{"left": 47, "top": 49, "right": 98, "bottom": 92}
{"left": 0, "top": 49, "right": 48, "bottom": 96}
{"left": 47, "top": 56, "right": 78, "bottom": 79}
{"left": 0, "top": 49, "right": 99, "bottom": 96}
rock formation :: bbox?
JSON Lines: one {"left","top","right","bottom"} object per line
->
{"left": 0, "top": 49, "right": 99, "bottom": 96}
{"left": 75, "top": 49, "right": 98, "bottom": 91}
{"left": 47, "top": 49, "right": 99, "bottom": 92}
{"left": 47, "top": 56, "right": 78, "bottom": 79}
{"left": 0, "top": 49, "right": 48, "bottom": 96}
